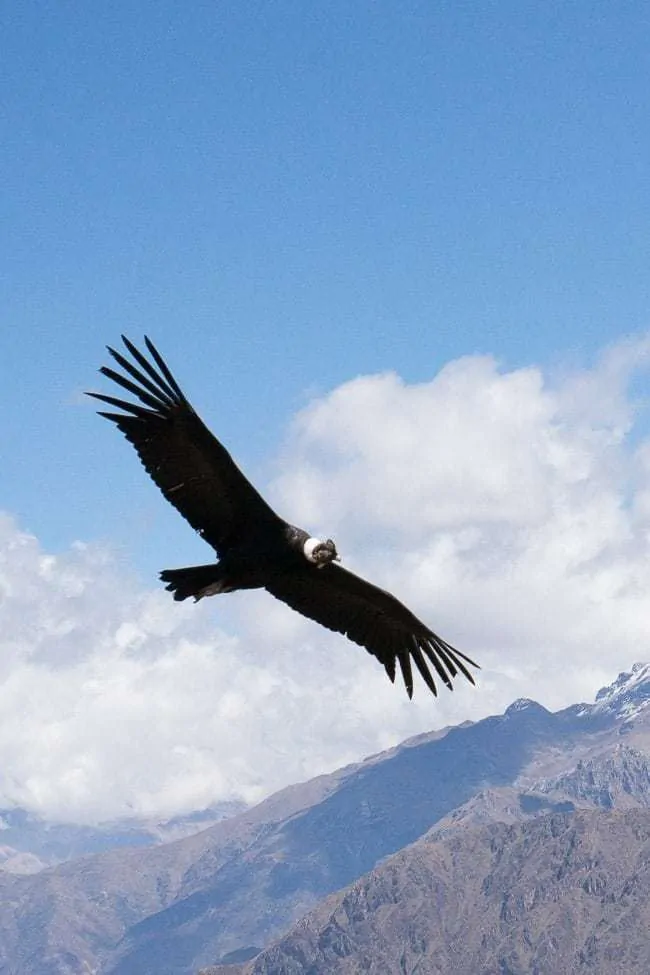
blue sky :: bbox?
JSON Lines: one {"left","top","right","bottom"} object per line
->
{"left": 4, "top": 0, "right": 650, "bottom": 569}
{"left": 3, "top": 2, "right": 650, "bottom": 821}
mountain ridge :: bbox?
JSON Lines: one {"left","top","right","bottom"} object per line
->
{"left": 1, "top": 663, "right": 649, "bottom": 974}
{"left": 235, "top": 808, "right": 650, "bottom": 975}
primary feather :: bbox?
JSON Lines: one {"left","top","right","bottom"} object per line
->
{"left": 88, "top": 336, "right": 281, "bottom": 554}
{"left": 89, "top": 336, "right": 479, "bottom": 699}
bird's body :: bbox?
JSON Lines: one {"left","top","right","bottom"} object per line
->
{"left": 89, "top": 336, "right": 478, "bottom": 699}
{"left": 160, "top": 525, "right": 326, "bottom": 598}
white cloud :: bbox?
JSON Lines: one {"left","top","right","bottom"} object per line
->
{"left": 270, "top": 337, "right": 650, "bottom": 707}
{"left": 0, "top": 518, "right": 424, "bottom": 823}
{"left": 2, "top": 338, "right": 650, "bottom": 823}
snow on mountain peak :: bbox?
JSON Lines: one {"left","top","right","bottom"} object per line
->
{"left": 593, "top": 663, "right": 650, "bottom": 719}
{"left": 505, "top": 698, "right": 541, "bottom": 715}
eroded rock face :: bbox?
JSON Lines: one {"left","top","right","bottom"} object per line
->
{"left": 246, "top": 809, "right": 650, "bottom": 975}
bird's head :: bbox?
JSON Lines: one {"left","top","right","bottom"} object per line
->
{"left": 303, "top": 537, "right": 340, "bottom": 567}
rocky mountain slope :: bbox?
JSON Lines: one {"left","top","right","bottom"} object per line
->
{"left": 240, "top": 809, "right": 650, "bottom": 975}
{"left": 2, "top": 663, "right": 650, "bottom": 975}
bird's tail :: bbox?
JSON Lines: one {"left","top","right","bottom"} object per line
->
{"left": 160, "top": 564, "right": 229, "bottom": 602}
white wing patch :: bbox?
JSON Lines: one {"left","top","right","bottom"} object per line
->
{"left": 303, "top": 537, "right": 323, "bottom": 563}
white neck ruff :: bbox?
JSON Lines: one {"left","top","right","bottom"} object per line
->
{"left": 303, "top": 537, "right": 323, "bottom": 562}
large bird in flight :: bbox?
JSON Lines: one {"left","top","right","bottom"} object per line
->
{"left": 88, "top": 337, "right": 478, "bottom": 699}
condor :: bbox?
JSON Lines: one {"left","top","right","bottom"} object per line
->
{"left": 89, "top": 337, "right": 478, "bottom": 699}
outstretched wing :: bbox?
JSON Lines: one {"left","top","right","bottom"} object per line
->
{"left": 264, "top": 563, "right": 478, "bottom": 699}
{"left": 87, "top": 336, "right": 282, "bottom": 554}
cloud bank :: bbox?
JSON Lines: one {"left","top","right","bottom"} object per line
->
{"left": 2, "top": 338, "right": 650, "bottom": 822}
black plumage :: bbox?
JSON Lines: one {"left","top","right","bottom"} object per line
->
{"left": 88, "top": 336, "right": 479, "bottom": 699}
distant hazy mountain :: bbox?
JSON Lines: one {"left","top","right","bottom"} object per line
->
{"left": 1, "top": 663, "right": 650, "bottom": 975}
{"left": 0, "top": 801, "right": 247, "bottom": 875}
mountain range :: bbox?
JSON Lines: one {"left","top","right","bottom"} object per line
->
{"left": 0, "top": 802, "right": 246, "bottom": 876}
{"left": 2, "top": 663, "right": 650, "bottom": 974}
